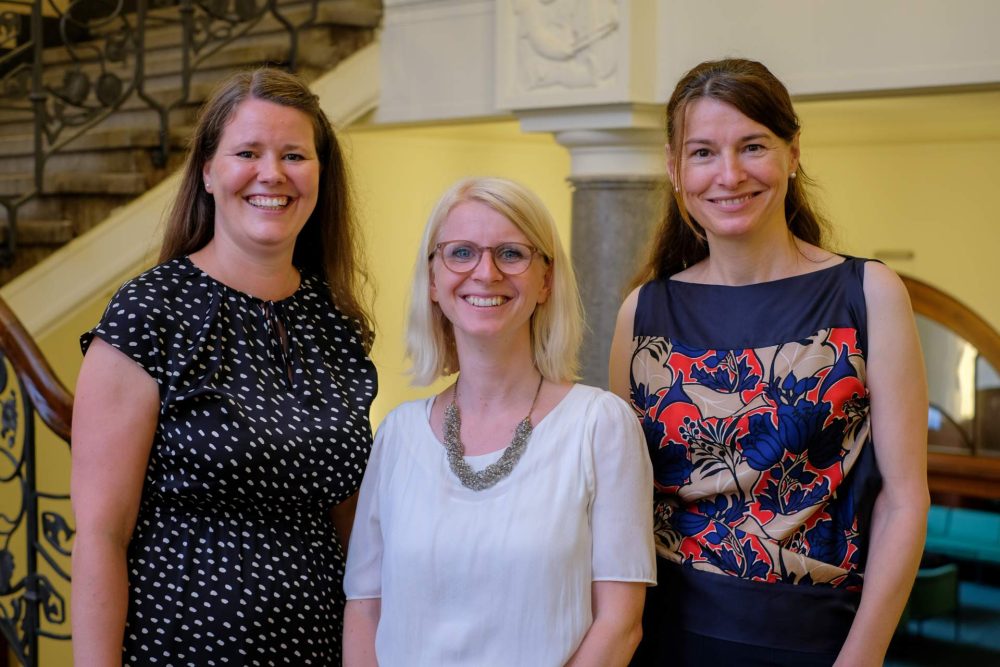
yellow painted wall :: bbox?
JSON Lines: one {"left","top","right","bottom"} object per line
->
{"left": 15, "top": 91, "right": 1000, "bottom": 663}
{"left": 796, "top": 91, "right": 1000, "bottom": 328}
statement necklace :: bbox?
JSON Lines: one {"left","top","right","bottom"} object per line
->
{"left": 442, "top": 373, "right": 544, "bottom": 491}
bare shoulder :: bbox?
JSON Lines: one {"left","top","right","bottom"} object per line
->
{"left": 862, "top": 261, "right": 912, "bottom": 310}
{"left": 609, "top": 286, "right": 644, "bottom": 401}
{"left": 616, "top": 285, "right": 642, "bottom": 321}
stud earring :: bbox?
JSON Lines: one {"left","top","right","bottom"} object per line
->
{"left": 204, "top": 181, "right": 212, "bottom": 192}
{"left": 790, "top": 172, "right": 797, "bottom": 180}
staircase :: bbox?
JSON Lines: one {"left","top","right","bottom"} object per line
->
{"left": 0, "top": 0, "right": 381, "bottom": 286}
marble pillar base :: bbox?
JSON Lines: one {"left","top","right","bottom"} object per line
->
{"left": 570, "top": 176, "right": 662, "bottom": 388}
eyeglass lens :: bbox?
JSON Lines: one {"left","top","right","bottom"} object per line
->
{"left": 439, "top": 241, "right": 535, "bottom": 275}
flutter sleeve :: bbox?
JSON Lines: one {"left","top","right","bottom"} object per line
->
{"left": 80, "top": 277, "right": 168, "bottom": 386}
{"left": 589, "top": 391, "right": 657, "bottom": 584}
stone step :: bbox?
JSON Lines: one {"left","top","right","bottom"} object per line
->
{"left": 73, "top": 0, "right": 380, "bottom": 58}
{"left": 0, "top": 219, "right": 74, "bottom": 246}
{"left": 0, "top": 193, "right": 134, "bottom": 234}
{"left": 0, "top": 171, "right": 148, "bottom": 196}
{"left": 0, "top": 22, "right": 371, "bottom": 133}
{"left": 0, "top": 125, "right": 192, "bottom": 157}
{"left": 0, "top": 29, "right": 352, "bottom": 132}
{"left": 0, "top": 86, "right": 206, "bottom": 134}
{"left": 0, "top": 144, "right": 186, "bottom": 176}
{"left": 38, "top": 28, "right": 332, "bottom": 92}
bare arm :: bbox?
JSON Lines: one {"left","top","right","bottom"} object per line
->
{"left": 330, "top": 491, "right": 359, "bottom": 555}
{"left": 343, "top": 598, "right": 381, "bottom": 666}
{"left": 835, "top": 263, "right": 930, "bottom": 666}
{"left": 609, "top": 287, "right": 641, "bottom": 402}
{"left": 564, "top": 581, "right": 646, "bottom": 667}
{"left": 71, "top": 339, "right": 159, "bottom": 666}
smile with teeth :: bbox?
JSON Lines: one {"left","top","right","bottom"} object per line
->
{"left": 464, "top": 295, "right": 509, "bottom": 307}
{"left": 711, "top": 193, "right": 756, "bottom": 206}
{"left": 246, "top": 195, "right": 290, "bottom": 210}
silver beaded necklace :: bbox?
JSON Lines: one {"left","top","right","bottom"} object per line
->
{"left": 442, "top": 373, "right": 544, "bottom": 491}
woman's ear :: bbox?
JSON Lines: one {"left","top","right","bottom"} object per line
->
{"left": 429, "top": 264, "right": 439, "bottom": 303}
{"left": 789, "top": 132, "right": 801, "bottom": 175}
{"left": 202, "top": 160, "right": 213, "bottom": 193}
{"left": 537, "top": 264, "right": 553, "bottom": 305}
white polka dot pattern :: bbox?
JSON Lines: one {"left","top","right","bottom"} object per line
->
{"left": 81, "top": 257, "right": 377, "bottom": 665}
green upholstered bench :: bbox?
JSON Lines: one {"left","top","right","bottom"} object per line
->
{"left": 924, "top": 505, "right": 1000, "bottom": 565}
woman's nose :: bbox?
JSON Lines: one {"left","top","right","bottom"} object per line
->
{"left": 717, "top": 153, "right": 746, "bottom": 187}
{"left": 470, "top": 250, "right": 503, "bottom": 281}
{"left": 257, "top": 156, "right": 287, "bottom": 184}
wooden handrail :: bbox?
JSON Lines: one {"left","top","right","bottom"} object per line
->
{"left": 0, "top": 296, "right": 72, "bottom": 442}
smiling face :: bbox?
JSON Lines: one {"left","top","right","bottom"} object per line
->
{"left": 430, "top": 200, "right": 551, "bottom": 347}
{"left": 202, "top": 97, "right": 319, "bottom": 259}
{"left": 669, "top": 97, "right": 799, "bottom": 243}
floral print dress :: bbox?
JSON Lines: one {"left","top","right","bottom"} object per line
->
{"left": 629, "top": 257, "right": 882, "bottom": 659}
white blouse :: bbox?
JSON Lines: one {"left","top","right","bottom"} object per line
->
{"left": 344, "top": 384, "right": 656, "bottom": 667}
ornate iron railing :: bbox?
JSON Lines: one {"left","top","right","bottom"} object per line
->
{"left": 0, "top": 0, "right": 326, "bottom": 266}
{"left": 0, "top": 296, "right": 72, "bottom": 666}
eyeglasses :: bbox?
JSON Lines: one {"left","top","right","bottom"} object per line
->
{"left": 431, "top": 240, "right": 547, "bottom": 276}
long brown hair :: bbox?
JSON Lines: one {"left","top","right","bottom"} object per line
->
{"left": 633, "top": 58, "right": 829, "bottom": 286}
{"left": 160, "top": 68, "right": 374, "bottom": 348}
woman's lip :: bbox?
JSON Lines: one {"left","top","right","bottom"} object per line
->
{"left": 708, "top": 192, "right": 758, "bottom": 205}
{"left": 245, "top": 194, "right": 292, "bottom": 206}
{"left": 462, "top": 295, "right": 511, "bottom": 307}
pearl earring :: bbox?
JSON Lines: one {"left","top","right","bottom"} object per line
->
{"left": 790, "top": 172, "right": 797, "bottom": 180}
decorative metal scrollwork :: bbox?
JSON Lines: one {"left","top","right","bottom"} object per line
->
{"left": 0, "top": 349, "right": 73, "bottom": 665}
{"left": 0, "top": 0, "right": 323, "bottom": 265}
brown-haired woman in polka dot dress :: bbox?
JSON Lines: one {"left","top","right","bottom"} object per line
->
{"left": 71, "top": 68, "right": 376, "bottom": 665}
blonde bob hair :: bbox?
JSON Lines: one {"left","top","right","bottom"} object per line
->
{"left": 406, "top": 177, "right": 582, "bottom": 385}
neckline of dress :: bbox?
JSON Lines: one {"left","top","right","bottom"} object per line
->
{"left": 181, "top": 255, "right": 307, "bottom": 304}
{"left": 668, "top": 255, "right": 850, "bottom": 289}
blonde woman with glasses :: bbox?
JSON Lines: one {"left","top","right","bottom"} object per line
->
{"left": 343, "top": 177, "right": 655, "bottom": 666}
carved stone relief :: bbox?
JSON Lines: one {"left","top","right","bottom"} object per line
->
{"left": 513, "top": 0, "right": 619, "bottom": 90}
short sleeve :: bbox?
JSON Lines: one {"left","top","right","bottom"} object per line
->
{"left": 81, "top": 279, "right": 165, "bottom": 384}
{"left": 343, "top": 417, "right": 387, "bottom": 600}
{"left": 589, "top": 392, "right": 657, "bottom": 584}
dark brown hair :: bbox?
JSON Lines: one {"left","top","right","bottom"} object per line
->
{"left": 634, "top": 58, "right": 829, "bottom": 285}
{"left": 160, "top": 68, "right": 373, "bottom": 348}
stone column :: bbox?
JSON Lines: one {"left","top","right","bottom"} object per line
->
{"left": 569, "top": 176, "right": 662, "bottom": 388}
{"left": 538, "top": 126, "right": 664, "bottom": 387}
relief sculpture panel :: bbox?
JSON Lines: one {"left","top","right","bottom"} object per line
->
{"left": 513, "top": 0, "right": 620, "bottom": 91}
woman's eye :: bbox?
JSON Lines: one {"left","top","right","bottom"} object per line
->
{"left": 284, "top": 153, "right": 305, "bottom": 161}
{"left": 690, "top": 148, "right": 711, "bottom": 159}
{"left": 497, "top": 246, "right": 528, "bottom": 263}
{"left": 236, "top": 150, "right": 255, "bottom": 159}
{"left": 448, "top": 245, "right": 476, "bottom": 262}
{"left": 744, "top": 144, "right": 765, "bottom": 153}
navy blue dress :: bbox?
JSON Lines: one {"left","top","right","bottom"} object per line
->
{"left": 82, "top": 257, "right": 377, "bottom": 666}
{"left": 627, "top": 258, "right": 882, "bottom": 666}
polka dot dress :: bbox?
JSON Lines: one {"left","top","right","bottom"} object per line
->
{"left": 81, "top": 257, "right": 377, "bottom": 665}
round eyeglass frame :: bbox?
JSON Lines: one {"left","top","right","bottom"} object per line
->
{"left": 430, "top": 240, "right": 549, "bottom": 276}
